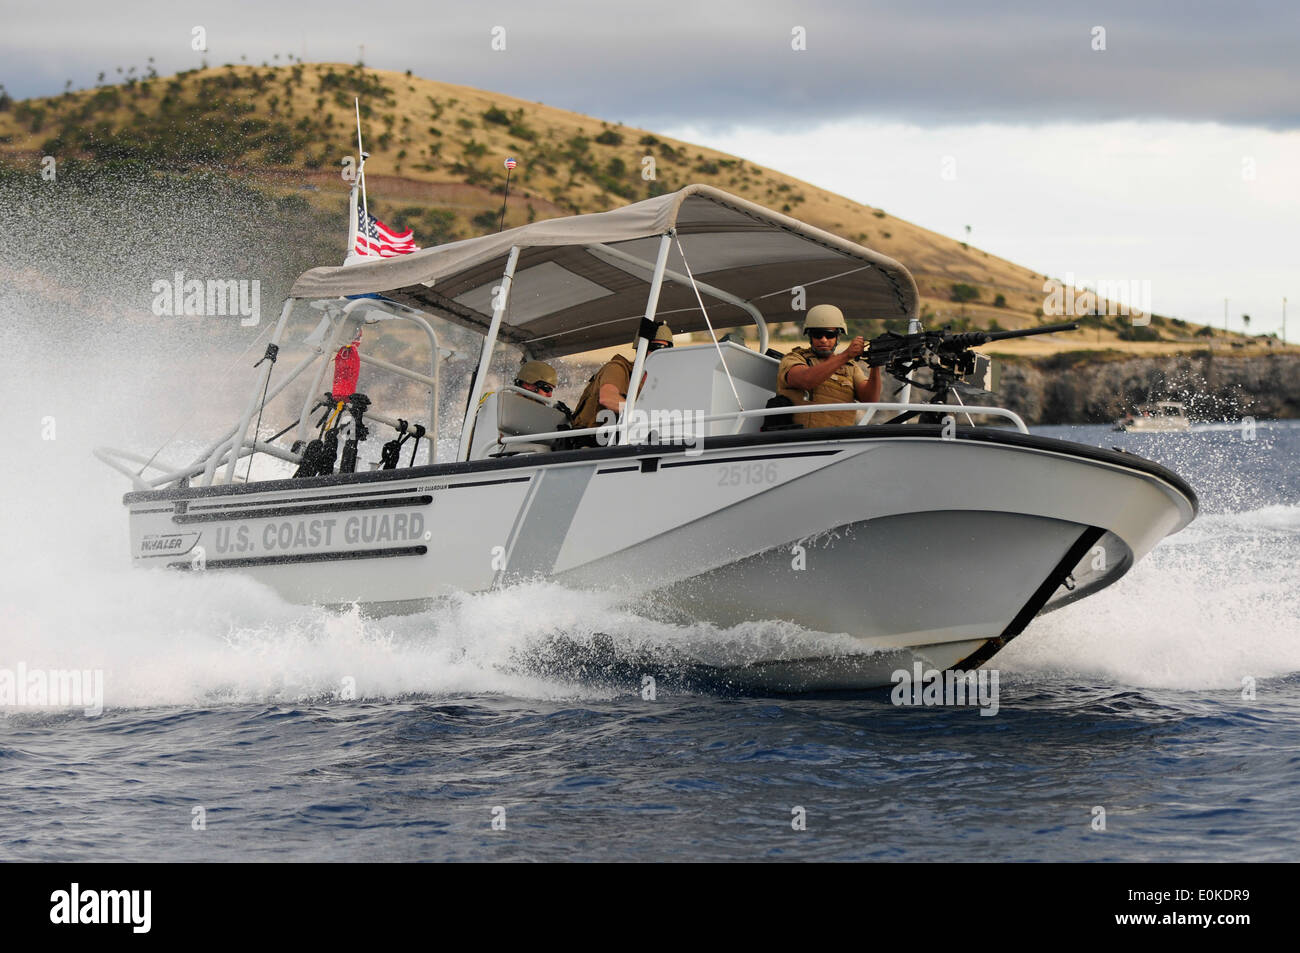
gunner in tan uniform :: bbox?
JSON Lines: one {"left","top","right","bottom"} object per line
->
{"left": 776, "top": 304, "right": 881, "bottom": 428}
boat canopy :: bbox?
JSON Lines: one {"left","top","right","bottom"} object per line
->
{"left": 289, "top": 184, "right": 919, "bottom": 359}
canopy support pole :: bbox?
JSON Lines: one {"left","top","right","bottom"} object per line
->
{"left": 458, "top": 245, "right": 520, "bottom": 461}
{"left": 221, "top": 299, "right": 295, "bottom": 485}
{"left": 621, "top": 232, "right": 673, "bottom": 441}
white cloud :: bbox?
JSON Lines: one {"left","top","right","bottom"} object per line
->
{"left": 660, "top": 118, "right": 1300, "bottom": 339}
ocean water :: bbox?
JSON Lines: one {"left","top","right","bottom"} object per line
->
{"left": 3, "top": 405, "right": 1297, "bottom": 862}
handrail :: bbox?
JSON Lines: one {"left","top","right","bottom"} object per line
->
{"left": 100, "top": 438, "right": 302, "bottom": 491}
{"left": 497, "top": 401, "right": 1028, "bottom": 446}
{"left": 94, "top": 446, "right": 166, "bottom": 490}
{"left": 354, "top": 300, "right": 443, "bottom": 462}
{"left": 143, "top": 406, "right": 415, "bottom": 490}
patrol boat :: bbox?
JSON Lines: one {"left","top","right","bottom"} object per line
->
{"left": 98, "top": 184, "right": 1197, "bottom": 691}
{"left": 1114, "top": 400, "right": 1192, "bottom": 432}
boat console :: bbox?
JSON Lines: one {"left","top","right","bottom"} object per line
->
{"left": 637, "top": 341, "right": 780, "bottom": 436}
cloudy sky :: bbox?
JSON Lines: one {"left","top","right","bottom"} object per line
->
{"left": 4, "top": 0, "right": 1297, "bottom": 337}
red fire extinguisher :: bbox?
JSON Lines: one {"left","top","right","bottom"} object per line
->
{"left": 333, "top": 334, "right": 361, "bottom": 398}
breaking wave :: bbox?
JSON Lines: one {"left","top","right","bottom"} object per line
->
{"left": 1000, "top": 504, "right": 1300, "bottom": 689}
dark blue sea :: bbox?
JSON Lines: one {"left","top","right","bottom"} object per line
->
{"left": 2, "top": 421, "right": 1298, "bottom": 862}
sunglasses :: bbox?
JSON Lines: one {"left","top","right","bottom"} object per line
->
{"left": 648, "top": 341, "right": 673, "bottom": 351}
{"left": 808, "top": 329, "right": 841, "bottom": 340}
{"left": 516, "top": 379, "right": 554, "bottom": 394}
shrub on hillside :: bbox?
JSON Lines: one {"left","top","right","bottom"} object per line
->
{"left": 1117, "top": 325, "right": 1162, "bottom": 342}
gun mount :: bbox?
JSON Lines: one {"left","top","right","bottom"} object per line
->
{"left": 865, "top": 321, "right": 1079, "bottom": 405}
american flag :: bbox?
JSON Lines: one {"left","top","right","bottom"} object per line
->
{"left": 504, "top": 157, "right": 517, "bottom": 170}
{"left": 355, "top": 206, "right": 421, "bottom": 258}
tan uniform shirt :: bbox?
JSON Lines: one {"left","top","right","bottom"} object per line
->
{"left": 776, "top": 345, "right": 870, "bottom": 428}
{"left": 572, "top": 354, "right": 635, "bottom": 430}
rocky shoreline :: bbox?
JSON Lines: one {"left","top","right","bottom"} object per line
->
{"left": 995, "top": 351, "right": 1300, "bottom": 425}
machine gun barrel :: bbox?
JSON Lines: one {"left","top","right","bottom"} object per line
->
{"left": 975, "top": 321, "right": 1079, "bottom": 343}
{"left": 863, "top": 321, "right": 1080, "bottom": 368}
{"left": 942, "top": 321, "right": 1079, "bottom": 349}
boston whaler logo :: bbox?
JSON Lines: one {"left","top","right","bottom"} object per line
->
{"left": 891, "top": 663, "right": 1000, "bottom": 716}
{"left": 138, "top": 532, "right": 201, "bottom": 558}
{"left": 150, "top": 270, "right": 260, "bottom": 326}
{"left": 50, "top": 883, "right": 151, "bottom": 934}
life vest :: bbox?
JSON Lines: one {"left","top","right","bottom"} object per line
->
{"left": 572, "top": 354, "right": 635, "bottom": 430}
{"left": 776, "top": 346, "right": 860, "bottom": 428}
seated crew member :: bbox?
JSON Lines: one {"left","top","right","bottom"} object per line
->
{"left": 514, "top": 360, "right": 559, "bottom": 399}
{"left": 506, "top": 358, "right": 574, "bottom": 421}
{"left": 515, "top": 359, "right": 574, "bottom": 420}
{"left": 570, "top": 322, "right": 673, "bottom": 438}
{"left": 775, "top": 304, "right": 881, "bottom": 427}
{"left": 467, "top": 359, "right": 567, "bottom": 457}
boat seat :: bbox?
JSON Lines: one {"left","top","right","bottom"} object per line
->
{"left": 497, "top": 389, "right": 568, "bottom": 453}
{"left": 470, "top": 388, "right": 569, "bottom": 459}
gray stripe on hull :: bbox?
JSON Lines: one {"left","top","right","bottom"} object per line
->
{"left": 499, "top": 464, "right": 598, "bottom": 582}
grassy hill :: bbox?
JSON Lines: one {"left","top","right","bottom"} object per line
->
{"left": 0, "top": 61, "right": 1285, "bottom": 355}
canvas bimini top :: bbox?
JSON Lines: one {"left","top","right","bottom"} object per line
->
{"left": 289, "top": 184, "right": 920, "bottom": 359}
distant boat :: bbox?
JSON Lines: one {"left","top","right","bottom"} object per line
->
{"left": 1114, "top": 400, "right": 1191, "bottom": 432}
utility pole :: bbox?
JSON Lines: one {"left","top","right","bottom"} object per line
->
{"left": 1284, "top": 297, "right": 1288, "bottom": 345}
{"left": 1224, "top": 297, "right": 1229, "bottom": 333}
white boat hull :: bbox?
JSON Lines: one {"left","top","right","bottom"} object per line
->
{"left": 1116, "top": 418, "right": 1191, "bottom": 432}
{"left": 124, "top": 425, "right": 1196, "bottom": 691}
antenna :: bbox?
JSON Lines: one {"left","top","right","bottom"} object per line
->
{"left": 497, "top": 157, "right": 516, "bottom": 232}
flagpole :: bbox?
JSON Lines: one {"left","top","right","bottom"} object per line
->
{"left": 356, "top": 98, "right": 370, "bottom": 256}
{"left": 497, "top": 157, "right": 516, "bottom": 232}
{"left": 344, "top": 181, "right": 360, "bottom": 264}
